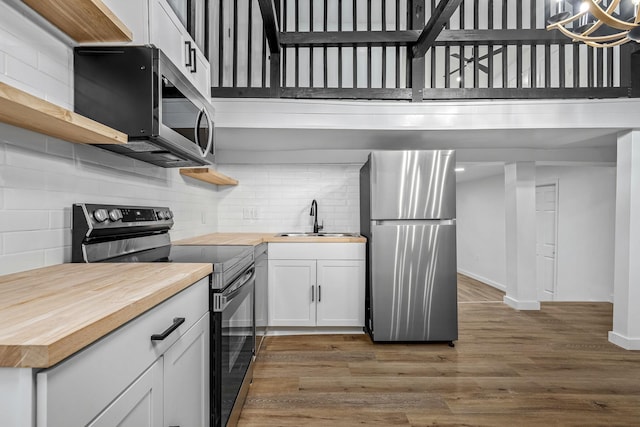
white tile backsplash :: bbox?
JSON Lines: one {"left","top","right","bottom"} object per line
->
{"left": 215, "top": 164, "right": 361, "bottom": 233}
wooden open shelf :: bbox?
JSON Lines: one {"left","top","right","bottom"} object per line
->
{"left": 0, "top": 82, "right": 127, "bottom": 145}
{"left": 180, "top": 168, "right": 239, "bottom": 186}
{"left": 22, "top": 0, "right": 133, "bottom": 43}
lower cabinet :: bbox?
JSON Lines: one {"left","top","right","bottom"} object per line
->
{"left": 163, "top": 314, "right": 210, "bottom": 427}
{"left": 88, "top": 360, "right": 163, "bottom": 427}
{"left": 90, "top": 314, "right": 209, "bottom": 427}
{"left": 268, "top": 243, "right": 365, "bottom": 329}
{"left": 36, "top": 278, "right": 210, "bottom": 427}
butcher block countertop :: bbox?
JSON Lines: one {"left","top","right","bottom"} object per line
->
{"left": 0, "top": 263, "right": 212, "bottom": 369}
{"left": 173, "top": 232, "right": 274, "bottom": 246}
{"left": 173, "top": 232, "right": 366, "bottom": 245}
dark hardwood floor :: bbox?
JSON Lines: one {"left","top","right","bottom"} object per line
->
{"left": 238, "top": 274, "right": 640, "bottom": 426}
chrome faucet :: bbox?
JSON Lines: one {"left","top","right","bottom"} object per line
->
{"left": 310, "top": 199, "right": 323, "bottom": 233}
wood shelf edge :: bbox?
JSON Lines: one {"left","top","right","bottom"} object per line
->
{"left": 21, "top": 0, "right": 133, "bottom": 43}
{"left": 0, "top": 82, "right": 128, "bottom": 145}
{"left": 180, "top": 168, "right": 239, "bottom": 186}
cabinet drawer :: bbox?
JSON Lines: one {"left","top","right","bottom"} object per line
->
{"left": 268, "top": 243, "right": 365, "bottom": 260}
{"left": 36, "top": 277, "right": 208, "bottom": 427}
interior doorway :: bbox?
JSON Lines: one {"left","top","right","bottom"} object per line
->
{"left": 536, "top": 183, "right": 558, "bottom": 301}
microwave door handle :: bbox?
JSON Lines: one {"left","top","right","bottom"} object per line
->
{"left": 194, "top": 108, "right": 205, "bottom": 156}
{"left": 205, "top": 110, "right": 214, "bottom": 158}
{"left": 198, "top": 107, "right": 214, "bottom": 158}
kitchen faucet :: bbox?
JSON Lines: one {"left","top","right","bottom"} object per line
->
{"left": 310, "top": 199, "right": 323, "bottom": 233}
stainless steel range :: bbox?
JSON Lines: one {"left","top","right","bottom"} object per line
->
{"left": 72, "top": 203, "right": 255, "bottom": 427}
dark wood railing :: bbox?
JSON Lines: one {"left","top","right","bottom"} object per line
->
{"left": 210, "top": 0, "right": 638, "bottom": 101}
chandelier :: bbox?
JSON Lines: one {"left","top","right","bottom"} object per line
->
{"left": 546, "top": 0, "right": 640, "bottom": 47}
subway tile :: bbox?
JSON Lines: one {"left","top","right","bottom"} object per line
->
{"left": 6, "top": 143, "right": 74, "bottom": 173}
{"left": 5, "top": 56, "right": 41, "bottom": 89}
{"left": 0, "top": 31, "right": 38, "bottom": 68}
{"left": 3, "top": 228, "right": 69, "bottom": 254}
{"left": 44, "top": 246, "right": 69, "bottom": 266}
{"left": 37, "top": 51, "right": 70, "bottom": 84}
{"left": 49, "top": 209, "right": 71, "bottom": 230}
{"left": 46, "top": 136, "right": 75, "bottom": 159}
{"left": 1, "top": 125, "right": 48, "bottom": 155}
{"left": 2, "top": 164, "right": 47, "bottom": 189}
{"left": 0, "top": 210, "right": 49, "bottom": 232}
{"left": 0, "top": 251, "right": 44, "bottom": 275}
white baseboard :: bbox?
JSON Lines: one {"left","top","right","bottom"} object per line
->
{"left": 608, "top": 331, "right": 640, "bottom": 350}
{"left": 503, "top": 295, "right": 541, "bottom": 311}
{"left": 457, "top": 269, "right": 506, "bottom": 292}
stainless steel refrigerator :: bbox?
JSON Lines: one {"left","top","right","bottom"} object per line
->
{"left": 360, "top": 150, "right": 458, "bottom": 343}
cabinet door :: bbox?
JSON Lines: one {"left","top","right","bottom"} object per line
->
{"left": 149, "top": 0, "right": 210, "bottom": 98}
{"left": 268, "top": 260, "right": 316, "bottom": 327}
{"left": 88, "top": 360, "right": 163, "bottom": 427}
{"left": 149, "top": 0, "right": 185, "bottom": 71}
{"left": 164, "top": 313, "right": 210, "bottom": 427}
{"left": 316, "top": 260, "right": 365, "bottom": 327}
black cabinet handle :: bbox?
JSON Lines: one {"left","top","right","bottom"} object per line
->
{"left": 184, "top": 41, "right": 192, "bottom": 67}
{"left": 151, "top": 317, "right": 185, "bottom": 341}
{"left": 190, "top": 48, "right": 197, "bottom": 73}
{"left": 318, "top": 285, "right": 321, "bottom": 302}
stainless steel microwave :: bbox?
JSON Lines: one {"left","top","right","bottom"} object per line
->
{"left": 74, "top": 45, "right": 215, "bottom": 167}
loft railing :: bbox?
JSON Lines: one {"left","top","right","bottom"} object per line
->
{"left": 210, "top": 0, "right": 640, "bottom": 101}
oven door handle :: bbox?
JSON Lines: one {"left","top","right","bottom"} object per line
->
{"left": 214, "top": 267, "right": 255, "bottom": 312}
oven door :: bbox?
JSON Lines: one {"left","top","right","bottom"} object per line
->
{"left": 212, "top": 267, "right": 255, "bottom": 427}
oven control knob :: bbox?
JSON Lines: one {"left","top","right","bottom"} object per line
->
{"left": 157, "top": 210, "right": 166, "bottom": 220}
{"left": 109, "top": 209, "right": 123, "bottom": 222}
{"left": 165, "top": 210, "right": 173, "bottom": 219}
{"left": 93, "top": 209, "right": 109, "bottom": 223}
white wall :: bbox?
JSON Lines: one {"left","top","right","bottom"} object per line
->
{"left": 456, "top": 165, "right": 616, "bottom": 301}
{"left": 537, "top": 166, "right": 616, "bottom": 302}
{"left": 215, "top": 164, "right": 361, "bottom": 233}
{"left": 0, "top": 2, "right": 219, "bottom": 276}
{"left": 456, "top": 173, "right": 507, "bottom": 290}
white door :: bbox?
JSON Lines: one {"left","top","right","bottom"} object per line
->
{"left": 88, "top": 360, "right": 163, "bottom": 427}
{"left": 164, "top": 313, "right": 210, "bottom": 427}
{"left": 536, "top": 184, "right": 558, "bottom": 301}
{"left": 268, "top": 260, "right": 316, "bottom": 326}
{"left": 316, "top": 260, "right": 365, "bottom": 327}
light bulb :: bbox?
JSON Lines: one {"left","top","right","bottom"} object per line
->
{"left": 580, "top": 1, "right": 590, "bottom": 13}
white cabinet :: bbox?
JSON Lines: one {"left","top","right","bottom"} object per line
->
{"left": 149, "top": 0, "right": 211, "bottom": 98}
{"left": 101, "top": 0, "right": 211, "bottom": 98}
{"left": 36, "top": 278, "right": 210, "bottom": 427}
{"left": 268, "top": 243, "right": 365, "bottom": 330}
{"left": 269, "top": 259, "right": 316, "bottom": 327}
{"left": 88, "top": 360, "right": 163, "bottom": 427}
{"left": 316, "top": 260, "right": 365, "bottom": 327}
{"left": 163, "top": 314, "right": 210, "bottom": 427}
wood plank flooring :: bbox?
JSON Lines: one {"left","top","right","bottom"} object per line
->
{"left": 238, "top": 275, "right": 640, "bottom": 426}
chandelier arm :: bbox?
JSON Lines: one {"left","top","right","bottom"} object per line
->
{"left": 585, "top": 37, "right": 631, "bottom": 47}
{"left": 547, "top": 11, "right": 590, "bottom": 29}
{"left": 585, "top": 0, "right": 638, "bottom": 31}
{"left": 554, "top": 24, "right": 630, "bottom": 42}
{"left": 580, "top": 0, "right": 619, "bottom": 36}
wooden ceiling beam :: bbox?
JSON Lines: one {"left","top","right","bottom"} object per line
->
{"left": 412, "top": 0, "right": 463, "bottom": 57}
{"left": 257, "top": 0, "right": 280, "bottom": 53}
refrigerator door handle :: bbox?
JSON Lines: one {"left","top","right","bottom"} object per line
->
{"left": 375, "top": 219, "right": 456, "bottom": 226}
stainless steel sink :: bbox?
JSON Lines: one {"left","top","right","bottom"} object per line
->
{"left": 276, "top": 232, "right": 359, "bottom": 237}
